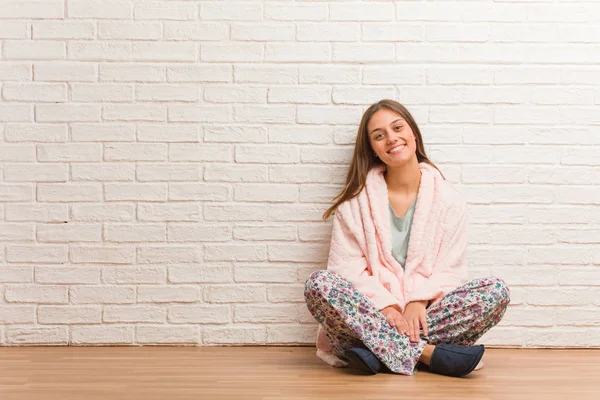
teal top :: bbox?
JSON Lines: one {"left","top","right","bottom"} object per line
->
{"left": 389, "top": 198, "right": 417, "bottom": 269}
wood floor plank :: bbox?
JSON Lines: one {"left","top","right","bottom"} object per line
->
{"left": 1, "top": 347, "right": 599, "bottom": 400}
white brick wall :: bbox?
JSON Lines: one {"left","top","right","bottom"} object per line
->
{"left": 0, "top": 0, "right": 599, "bottom": 348}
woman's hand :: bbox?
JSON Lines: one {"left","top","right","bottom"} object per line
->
{"left": 403, "top": 300, "right": 429, "bottom": 343}
{"left": 381, "top": 305, "right": 409, "bottom": 336}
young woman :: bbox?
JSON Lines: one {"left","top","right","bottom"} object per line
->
{"left": 304, "top": 99, "right": 510, "bottom": 377}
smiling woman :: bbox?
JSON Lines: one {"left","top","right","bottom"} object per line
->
{"left": 306, "top": 99, "right": 510, "bottom": 378}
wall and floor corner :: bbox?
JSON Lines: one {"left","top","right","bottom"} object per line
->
{"left": 0, "top": 0, "right": 598, "bottom": 348}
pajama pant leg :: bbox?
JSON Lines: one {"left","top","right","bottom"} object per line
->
{"left": 305, "top": 271, "right": 510, "bottom": 375}
{"left": 304, "top": 270, "right": 426, "bottom": 375}
{"left": 424, "top": 277, "right": 510, "bottom": 346}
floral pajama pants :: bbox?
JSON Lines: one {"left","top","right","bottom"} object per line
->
{"left": 304, "top": 270, "right": 510, "bottom": 375}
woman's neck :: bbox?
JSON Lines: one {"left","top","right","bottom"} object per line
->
{"left": 384, "top": 158, "right": 421, "bottom": 197}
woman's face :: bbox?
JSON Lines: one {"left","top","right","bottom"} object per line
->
{"left": 367, "top": 108, "right": 417, "bottom": 167}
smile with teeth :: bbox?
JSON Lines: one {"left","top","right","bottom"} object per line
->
{"left": 387, "top": 144, "right": 406, "bottom": 154}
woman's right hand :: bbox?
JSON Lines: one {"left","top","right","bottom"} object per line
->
{"left": 381, "top": 305, "right": 409, "bottom": 335}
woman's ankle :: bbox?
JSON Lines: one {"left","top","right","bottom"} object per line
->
{"left": 419, "top": 344, "right": 435, "bottom": 366}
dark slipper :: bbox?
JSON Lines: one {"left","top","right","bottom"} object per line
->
{"left": 343, "top": 348, "right": 381, "bottom": 375}
{"left": 429, "top": 343, "right": 485, "bottom": 377}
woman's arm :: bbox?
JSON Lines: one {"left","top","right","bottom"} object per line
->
{"left": 405, "top": 198, "right": 469, "bottom": 304}
{"left": 327, "top": 209, "right": 401, "bottom": 310}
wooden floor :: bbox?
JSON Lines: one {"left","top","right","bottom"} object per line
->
{"left": 0, "top": 347, "right": 599, "bottom": 400}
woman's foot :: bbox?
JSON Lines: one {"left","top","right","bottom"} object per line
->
{"left": 422, "top": 343, "right": 485, "bottom": 377}
{"left": 343, "top": 348, "right": 381, "bottom": 375}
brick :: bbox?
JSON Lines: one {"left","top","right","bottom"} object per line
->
{"left": 105, "top": 183, "right": 167, "bottom": 201}
{"left": 133, "top": 42, "right": 196, "bottom": 62}
{"left": 104, "top": 224, "right": 166, "bottom": 242}
{"left": 234, "top": 65, "right": 297, "bottom": 84}
{"left": 102, "top": 266, "right": 165, "bottom": 284}
{"left": 268, "top": 244, "right": 328, "bottom": 263}
{"left": 98, "top": 21, "right": 160, "bottom": 40}
{"left": 204, "top": 244, "right": 266, "bottom": 262}
{"left": 68, "top": 42, "right": 131, "bottom": 61}
{"left": 0, "top": 104, "right": 33, "bottom": 122}
{"left": 71, "top": 246, "right": 135, "bottom": 264}
{"left": 38, "top": 306, "right": 101, "bottom": 324}
{"left": 168, "top": 105, "right": 232, "bottom": 122}
{"left": 201, "top": 3, "right": 262, "bottom": 20}
{"left": 169, "top": 265, "right": 233, "bottom": 284}
{"left": 67, "top": 0, "right": 132, "bottom": 19}
{"left": 5, "top": 285, "right": 67, "bottom": 304}
{"left": 34, "top": 62, "right": 97, "bottom": 82}
{"left": 330, "top": 2, "right": 394, "bottom": 21}
{"left": 70, "top": 286, "right": 135, "bottom": 304}
{"left": 363, "top": 23, "right": 423, "bottom": 42}
{"left": 137, "top": 246, "right": 201, "bottom": 264}
{"left": 234, "top": 184, "right": 298, "bottom": 202}
{"left": 37, "top": 224, "right": 101, "bottom": 243}
{"left": 234, "top": 305, "right": 297, "bottom": 323}
{"left": 137, "top": 203, "right": 201, "bottom": 222}
{"left": 137, "top": 286, "right": 201, "bottom": 303}
{"left": 4, "top": 164, "right": 68, "bottom": 182}
{"left": 72, "top": 326, "right": 134, "bottom": 344}
{"left": 204, "top": 164, "right": 267, "bottom": 183}
{"left": 203, "top": 205, "right": 268, "bottom": 222}
{"left": 267, "top": 285, "right": 305, "bottom": 303}
{"left": 168, "top": 224, "right": 231, "bottom": 242}
{"left": 0, "top": 184, "right": 34, "bottom": 201}
{"left": 0, "top": 306, "right": 35, "bottom": 324}
{"left": 137, "top": 164, "right": 200, "bottom": 182}
{"left": 299, "top": 65, "right": 359, "bottom": 84}
{"left": 266, "top": 44, "right": 330, "bottom": 62}
{"left": 169, "top": 183, "right": 230, "bottom": 201}
{"left": 205, "top": 86, "right": 267, "bottom": 103}
{"left": 71, "top": 204, "right": 134, "bottom": 222}
{"left": 100, "top": 64, "right": 165, "bottom": 82}
{"left": 5, "top": 204, "right": 68, "bottom": 222}
{"left": 36, "top": 104, "right": 101, "bottom": 122}
{"left": 333, "top": 86, "right": 396, "bottom": 105}
{"left": 0, "top": 145, "right": 35, "bottom": 161}
{"left": 233, "top": 23, "right": 294, "bottom": 41}
{"left": 33, "top": 21, "right": 95, "bottom": 39}
{"left": 298, "top": 223, "right": 332, "bottom": 242}
{"left": 136, "top": 84, "right": 199, "bottom": 102}
{"left": 6, "top": 327, "right": 68, "bottom": 345}
{"left": 204, "top": 326, "right": 266, "bottom": 344}
{"left": 4, "top": 40, "right": 65, "bottom": 60}
{"left": 38, "top": 183, "right": 102, "bottom": 202}
{"left": 135, "top": 1, "right": 196, "bottom": 20}
{"left": 104, "top": 306, "right": 166, "bottom": 323}
{"left": 269, "top": 165, "right": 337, "bottom": 183}
{"left": 103, "top": 104, "right": 166, "bottom": 122}
{"left": 0, "top": 266, "right": 33, "bottom": 283}
{"left": 233, "top": 225, "right": 296, "bottom": 241}
{"left": 297, "top": 106, "right": 362, "bottom": 124}
{"left": 104, "top": 143, "right": 167, "bottom": 161}
{"left": 72, "top": 123, "right": 136, "bottom": 142}
{"left": 265, "top": 3, "right": 326, "bottom": 21}
{"left": 136, "top": 325, "right": 199, "bottom": 344}
{"left": 3, "top": 83, "right": 67, "bottom": 102}
{"left": 300, "top": 147, "right": 354, "bottom": 164}
{"left": 206, "top": 285, "right": 266, "bottom": 303}
{"left": 267, "top": 324, "right": 318, "bottom": 344}
{"left": 0, "top": 21, "right": 29, "bottom": 39}
{"left": 267, "top": 204, "right": 325, "bottom": 222}
{"left": 137, "top": 124, "right": 199, "bottom": 142}
{"left": 6, "top": 245, "right": 67, "bottom": 264}
{"left": 5, "top": 123, "right": 68, "bottom": 142}
{"left": 167, "top": 65, "right": 231, "bottom": 83}
{"left": 71, "top": 84, "right": 134, "bottom": 102}
{"left": 0, "top": 63, "right": 32, "bottom": 81}
{"left": 164, "top": 22, "right": 227, "bottom": 41}
{"left": 71, "top": 163, "right": 135, "bottom": 181}
{"left": 268, "top": 86, "right": 330, "bottom": 104}
{"left": 168, "top": 305, "right": 230, "bottom": 324}
{"left": 235, "top": 145, "right": 299, "bottom": 164}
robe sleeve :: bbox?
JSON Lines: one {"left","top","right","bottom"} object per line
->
{"left": 405, "top": 198, "right": 469, "bottom": 304}
{"left": 327, "top": 209, "right": 401, "bottom": 310}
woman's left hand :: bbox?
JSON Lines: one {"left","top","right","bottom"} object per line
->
{"left": 402, "top": 300, "right": 429, "bottom": 343}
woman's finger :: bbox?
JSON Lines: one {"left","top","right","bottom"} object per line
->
{"left": 420, "top": 314, "right": 429, "bottom": 337}
{"left": 408, "top": 319, "right": 415, "bottom": 342}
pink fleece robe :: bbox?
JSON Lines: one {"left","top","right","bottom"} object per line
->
{"left": 315, "top": 162, "right": 469, "bottom": 364}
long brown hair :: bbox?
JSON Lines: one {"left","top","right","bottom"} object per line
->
{"left": 322, "top": 99, "right": 444, "bottom": 221}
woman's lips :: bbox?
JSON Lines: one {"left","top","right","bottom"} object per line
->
{"left": 387, "top": 144, "right": 405, "bottom": 154}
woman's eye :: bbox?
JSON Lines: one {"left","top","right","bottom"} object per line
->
{"left": 375, "top": 133, "right": 383, "bottom": 140}
{"left": 395, "top": 125, "right": 402, "bottom": 130}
